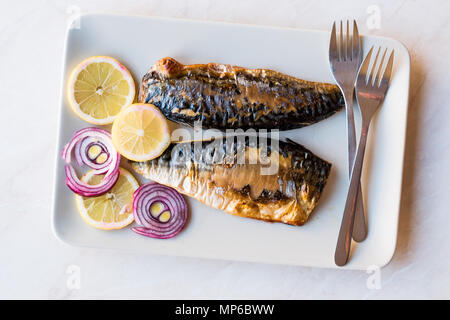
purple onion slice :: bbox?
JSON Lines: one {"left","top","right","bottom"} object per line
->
{"left": 62, "top": 127, "right": 120, "bottom": 197}
{"left": 131, "top": 182, "right": 188, "bottom": 239}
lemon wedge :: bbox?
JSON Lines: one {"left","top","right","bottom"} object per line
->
{"left": 75, "top": 168, "right": 139, "bottom": 230}
{"left": 111, "top": 103, "right": 170, "bottom": 161}
{"left": 68, "top": 56, "right": 135, "bottom": 125}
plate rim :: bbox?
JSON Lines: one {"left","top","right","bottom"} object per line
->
{"left": 51, "top": 13, "right": 411, "bottom": 270}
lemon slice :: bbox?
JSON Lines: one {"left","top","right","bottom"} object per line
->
{"left": 111, "top": 103, "right": 170, "bottom": 161}
{"left": 68, "top": 56, "right": 135, "bottom": 125}
{"left": 75, "top": 168, "right": 139, "bottom": 230}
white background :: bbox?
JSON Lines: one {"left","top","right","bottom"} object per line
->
{"left": 0, "top": 0, "right": 448, "bottom": 299}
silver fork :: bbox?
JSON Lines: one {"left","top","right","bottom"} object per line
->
{"left": 329, "top": 20, "right": 367, "bottom": 242}
{"left": 335, "top": 46, "right": 395, "bottom": 266}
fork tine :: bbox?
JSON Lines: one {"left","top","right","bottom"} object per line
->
{"left": 339, "top": 21, "right": 344, "bottom": 61}
{"left": 346, "top": 20, "right": 350, "bottom": 61}
{"left": 381, "top": 50, "right": 395, "bottom": 86}
{"left": 375, "top": 48, "right": 387, "bottom": 86}
{"left": 352, "top": 20, "right": 360, "bottom": 62}
{"left": 357, "top": 46, "right": 373, "bottom": 85}
{"left": 329, "top": 22, "right": 339, "bottom": 61}
{"left": 370, "top": 47, "right": 381, "bottom": 86}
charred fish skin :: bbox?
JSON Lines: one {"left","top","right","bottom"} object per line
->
{"left": 131, "top": 137, "right": 331, "bottom": 226}
{"left": 139, "top": 57, "right": 344, "bottom": 130}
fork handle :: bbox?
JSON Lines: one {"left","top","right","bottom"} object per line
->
{"left": 352, "top": 183, "right": 367, "bottom": 241}
{"left": 335, "top": 121, "right": 370, "bottom": 266}
{"left": 342, "top": 88, "right": 357, "bottom": 168}
{"left": 343, "top": 89, "right": 367, "bottom": 242}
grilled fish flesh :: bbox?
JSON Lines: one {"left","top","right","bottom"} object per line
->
{"left": 139, "top": 57, "right": 344, "bottom": 130}
{"left": 131, "top": 136, "right": 331, "bottom": 226}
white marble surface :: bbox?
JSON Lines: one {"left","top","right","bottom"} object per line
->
{"left": 0, "top": 0, "right": 448, "bottom": 299}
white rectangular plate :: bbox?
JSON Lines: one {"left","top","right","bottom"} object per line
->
{"left": 52, "top": 14, "right": 410, "bottom": 269}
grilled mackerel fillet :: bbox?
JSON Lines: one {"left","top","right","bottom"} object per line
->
{"left": 139, "top": 57, "right": 344, "bottom": 130}
{"left": 131, "top": 137, "right": 331, "bottom": 226}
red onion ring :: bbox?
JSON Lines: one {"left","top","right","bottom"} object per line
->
{"left": 131, "top": 182, "right": 188, "bottom": 239}
{"left": 62, "top": 127, "right": 120, "bottom": 197}
{"left": 75, "top": 136, "right": 112, "bottom": 173}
